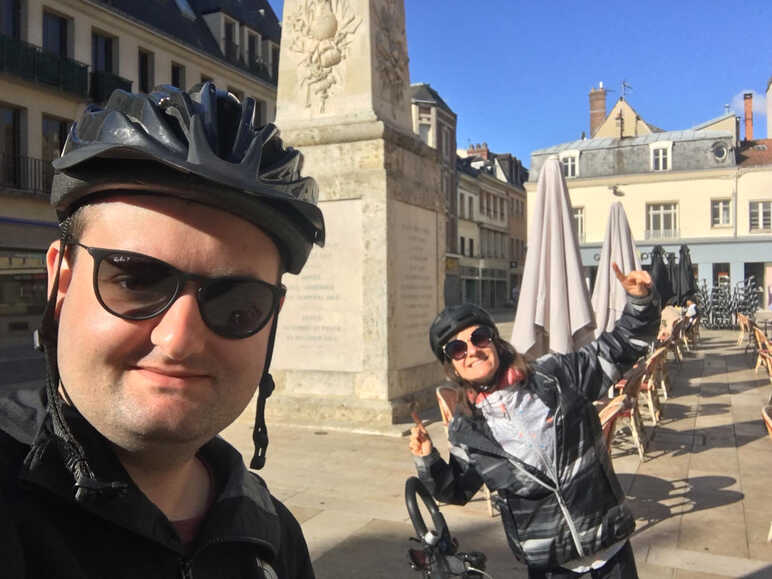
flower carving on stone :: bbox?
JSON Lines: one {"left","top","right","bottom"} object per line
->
{"left": 287, "top": 0, "right": 361, "bottom": 113}
{"left": 374, "top": 3, "right": 409, "bottom": 118}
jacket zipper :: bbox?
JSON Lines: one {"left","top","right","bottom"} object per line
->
{"left": 534, "top": 371, "right": 585, "bottom": 559}
{"left": 179, "top": 559, "right": 193, "bottom": 579}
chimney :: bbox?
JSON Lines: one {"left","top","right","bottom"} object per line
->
{"left": 589, "top": 82, "right": 607, "bottom": 137}
{"left": 479, "top": 142, "right": 489, "bottom": 160}
{"left": 744, "top": 92, "right": 753, "bottom": 141}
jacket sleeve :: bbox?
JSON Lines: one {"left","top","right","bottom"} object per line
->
{"left": 536, "top": 291, "right": 660, "bottom": 402}
{"left": 413, "top": 445, "right": 484, "bottom": 506}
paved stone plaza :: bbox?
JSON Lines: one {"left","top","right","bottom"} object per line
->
{"left": 222, "top": 327, "right": 772, "bottom": 578}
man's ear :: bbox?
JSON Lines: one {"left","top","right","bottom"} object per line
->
{"left": 45, "top": 240, "right": 73, "bottom": 320}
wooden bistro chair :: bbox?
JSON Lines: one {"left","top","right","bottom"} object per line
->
{"left": 603, "top": 368, "right": 647, "bottom": 461}
{"left": 616, "top": 352, "right": 662, "bottom": 426}
{"left": 752, "top": 327, "right": 772, "bottom": 384}
{"left": 686, "top": 314, "right": 701, "bottom": 348}
{"left": 436, "top": 385, "right": 496, "bottom": 517}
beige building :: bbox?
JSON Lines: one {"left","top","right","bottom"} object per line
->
{"left": 457, "top": 143, "right": 528, "bottom": 309}
{"left": 0, "top": 0, "right": 280, "bottom": 345}
{"left": 529, "top": 83, "right": 772, "bottom": 308}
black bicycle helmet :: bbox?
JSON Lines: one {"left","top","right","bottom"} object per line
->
{"left": 51, "top": 82, "right": 324, "bottom": 274}
{"left": 429, "top": 304, "right": 498, "bottom": 362}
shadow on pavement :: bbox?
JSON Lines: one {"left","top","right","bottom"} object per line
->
{"left": 619, "top": 473, "right": 744, "bottom": 535}
{"left": 312, "top": 517, "right": 527, "bottom": 579}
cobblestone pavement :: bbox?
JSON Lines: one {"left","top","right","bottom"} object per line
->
{"left": 221, "top": 328, "right": 772, "bottom": 578}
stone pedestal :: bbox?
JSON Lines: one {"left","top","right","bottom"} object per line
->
{"left": 264, "top": 0, "right": 445, "bottom": 426}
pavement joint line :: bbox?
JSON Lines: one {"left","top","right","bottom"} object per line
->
{"left": 645, "top": 545, "right": 772, "bottom": 576}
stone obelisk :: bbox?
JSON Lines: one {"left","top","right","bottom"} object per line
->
{"left": 266, "top": 0, "right": 445, "bottom": 426}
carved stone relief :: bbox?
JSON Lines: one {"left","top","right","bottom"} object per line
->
{"left": 286, "top": 0, "right": 362, "bottom": 113}
{"left": 373, "top": 3, "right": 409, "bottom": 118}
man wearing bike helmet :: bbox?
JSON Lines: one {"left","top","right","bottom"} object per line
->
{"left": 0, "top": 83, "right": 324, "bottom": 578}
{"left": 411, "top": 265, "right": 659, "bottom": 578}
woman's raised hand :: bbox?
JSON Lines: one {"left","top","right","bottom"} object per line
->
{"left": 613, "top": 262, "right": 652, "bottom": 297}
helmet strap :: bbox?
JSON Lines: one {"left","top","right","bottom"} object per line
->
{"left": 249, "top": 308, "right": 280, "bottom": 470}
{"left": 35, "top": 236, "right": 127, "bottom": 502}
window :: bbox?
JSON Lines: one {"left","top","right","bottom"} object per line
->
{"left": 0, "top": 105, "right": 21, "bottom": 187}
{"left": 92, "top": 32, "right": 115, "bottom": 73}
{"left": 468, "top": 196, "right": 473, "bottom": 220}
{"left": 652, "top": 148, "right": 668, "bottom": 171}
{"left": 559, "top": 150, "right": 579, "bottom": 178}
{"left": 460, "top": 236, "right": 465, "bottom": 256}
{"left": 469, "top": 238, "right": 474, "bottom": 257}
{"left": 561, "top": 155, "right": 577, "bottom": 177}
{"left": 493, "top": 196, "right": 498, "bottom": 219}
{"left": 459, "top": 193, "right": 465, "bottom": 219}
{"left": 509, "top": 238, "right": 514, "bottom": 260}
{"left": 418, "top": 123, "right": 430, "bottom": 145}
{"left": 650, "top": 141, "right": 673, "bottom": 172}
{"left": 1, "top": 0, "right": 21, "bottom": 38}
{"left": 572, "top": 207, "right": 584, "bottom": 242}
{"left": 253, "top": 98, "right": 266, "bottom": 127}
{"left": 41, "top": 116, "right": 69, "bottom": 161}
{"left": 486, "top": 195, "right": 491, "bottom": 217}
{"left": 442, "top": 126, "right": 451, "bottom": 160}
{"left": 224, "top": 20, "right": 237, "bottom": 62}
{"left": 171, "top": 62, "right": 185, "bottom": 89}
{"left": 43, "top": 11, "right": 69, "bottom": 56}
{"left": 646, "top": 203, "right": 678, "bottom": 239}
{"left": 418, "top": 105, "right": 431, "bottom": 117}
{"left": 711, "top": 199, "right": 731, "bottom": 227}
{"left": 271, "top": 44, "right": 280, "bottom": 78}
{"left": 138, "top": 49, "right": 154, "bottom": 93}
{"left": 749, "top": 201, "right": 772, "bottom": 232}
{"left": 247, "top": 33, "right": 260, "bottom": 65}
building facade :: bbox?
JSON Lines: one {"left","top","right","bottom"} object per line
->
{"left": 528, "top": 84, "right": 772, "bottom": 308}
{"left": 457, "top": 143, "right": 528, "bottom": 309}
{"left": 0, "top": 0, "right": 281, "bottom": 345}
{"left": 410, "top": 82, "right": 460, "bottom": 303}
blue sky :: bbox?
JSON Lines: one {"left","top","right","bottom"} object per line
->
{"left": 267, "top": 1, "right": 771, "bottom": 168}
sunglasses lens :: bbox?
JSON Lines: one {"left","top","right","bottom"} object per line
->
{"left": 199, "top": 279, "right": 276, "bottom": 339}
{"left": 444, "top": 340, "right": 467, "bottom": 360}
{"left": 470, "top": 326, "right": 494, "bottom": 348}
{"left": 96, "top": 253, "right": 178, "bottom": 318}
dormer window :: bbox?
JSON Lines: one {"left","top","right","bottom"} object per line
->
{"left": 649, "top": 141, "right": 673, "bottom": 171}
{"left": 559, "top": 149, "right": 580, "bottom": 178}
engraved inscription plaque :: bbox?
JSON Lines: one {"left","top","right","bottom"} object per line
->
{"left": 390, "top": 201, "right": 439, "bottom": 368}
{"left": 273, "top": 199, "right": 364, "bottom": 372}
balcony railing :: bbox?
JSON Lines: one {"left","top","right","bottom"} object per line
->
{"left": 645, "top": 229, "right": 680, "bottom": 241}
{"left": 0, "top": 33, "right": 88, "bottom": 98}
{"left": 90, "top": 70, "right": 132, "bottom": 103}
{"left": 0, "top": 153, "right": 54, "bottom": 197}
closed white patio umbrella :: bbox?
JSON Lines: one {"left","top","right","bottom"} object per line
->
{"left": 591, "top": 202, "right": 641, "bottom": 336}
{"left": 511, "top": 157, "right": 595, "bottom": 359}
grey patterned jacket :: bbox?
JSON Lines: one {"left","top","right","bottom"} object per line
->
{"left": 415, "top": 292, "right": 660, "bottom": 571}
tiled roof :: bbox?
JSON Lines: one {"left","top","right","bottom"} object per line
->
{"left": 737, "top": 139, "right": 772, "bottom": 167}
{"left": 96, "top": 0, "right": 222, "bottom": 55}
{"left": 189, "top": 0, "right": 281, "bottom": 43}
{"left": 410, "top": 83, "right": 456, "bottom": 115}
{"left": 532, "top": 129, "right": 733, "bottom": 155}
{"left": 95, "top": 0, "right": 281, "bottom": 78}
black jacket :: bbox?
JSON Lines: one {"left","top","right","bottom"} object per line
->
{"left": 0, "top": 385, "right": 314, "bottom": 579}
{"left": 415, "top": 293, "right": 659, "bottom": 571}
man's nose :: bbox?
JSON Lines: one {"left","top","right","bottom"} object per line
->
{"left": 149, "top": 288, "right": 208, "bottom": 360}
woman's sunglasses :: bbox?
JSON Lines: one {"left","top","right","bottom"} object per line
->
{"left": 443, "top": 326, "right": 495, "bottom": 361}
{"left": 70, "top": 242, "right": 285, "bottom": 339}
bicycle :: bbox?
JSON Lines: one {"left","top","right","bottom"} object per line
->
{"left": 405, "top": 476, "right": 491, "bottom": 578}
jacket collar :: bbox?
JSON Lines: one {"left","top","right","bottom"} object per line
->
{"left": 18, "top": 396, "right": 280, "bottom": 558}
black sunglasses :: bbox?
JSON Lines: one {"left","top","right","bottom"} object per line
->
{"left": 70, "top": 242, "right": 285, "bottom": 339}
{"left": 443, "top": 326, "right": 495, "bottom": 361}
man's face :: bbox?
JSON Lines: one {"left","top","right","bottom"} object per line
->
{"left": 49, "top": 195, "right": 281, "bottom": 452}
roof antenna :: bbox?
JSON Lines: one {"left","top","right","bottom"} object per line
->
{"left": 621, "top": 80, "right": 632, "bottom": 100}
